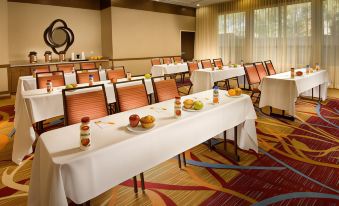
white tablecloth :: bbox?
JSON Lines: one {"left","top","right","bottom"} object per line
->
{"left": 28, "top": 90, "right": 257, "bottom": 206}
{"left": 12, "top": 76, "right": 153, "bottom": 164}
{"left": 259, "top": 69, "right": 329, "bottom": 116}
{"left": 190, "top": 66, "right": 245, "bottom": 93}
{"left": 20, "top": 70, "right": 107, "bottom": 90}
{"left": 151, "top": 63, "right": 189, "bottom": 77}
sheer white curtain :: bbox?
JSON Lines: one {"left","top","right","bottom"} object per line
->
{"left": 323, "top": 0, "right": 339, "bottom": 88}
{"left": 253, "top": 2, "right": 312, "bottom": 71}
{"left": 218, "top": 12, "right": 246, "bottom": 64}
{"left": 195, "top": 0, "right": 339, "bottom": 88}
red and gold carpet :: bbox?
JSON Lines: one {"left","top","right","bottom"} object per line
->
{"left": 0, "top": 95, "right": 338, "bottom": 205}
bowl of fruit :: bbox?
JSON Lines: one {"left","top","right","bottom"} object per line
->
{"left": 127, "top": 114, "right": 156, "bottom": 133}
{"left": 183, "top": 99, "right": 204, "bottom": 112}
{"left": 65, "top": 84, "right": 78, "bottom": 90}
{"left": 226, "top": 88, "right": 242, "bottom": 98}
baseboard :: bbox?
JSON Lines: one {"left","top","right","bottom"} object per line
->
{"left": 0, "top": 91, "right": 11, "bottom": 99}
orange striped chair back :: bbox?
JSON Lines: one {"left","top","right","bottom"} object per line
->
{"left": 201, "top": 59, "right": 213, "bottom": 69}
{"left": 151, "top": 58, "right": 161, "bottom": 66}
{"left": 264, "top": 60, "right": 277, "bottom": 75}
{"left": 57, "top": 64, "right": 74, "bottom": 73}
{"left": 244, "top": 63, "right": 261, "bottom": 85}
{"left": 31, "top": 65, "right": 50, "bottom": 74}
{"left": 107, "top": 67, "right": 126, "bottom": 80}
{"left": 162, "top": 57, "right": 172, "bottom": 64}
{"left": 213, "top": 58, "right": 223, "bottom": 67}
{"left": 76, "top": 69, "right": 100, "bottom": 84}
{"left": 187, "top": 61, "right": 199, "bottom": 76}
{"left": 114, "top": 79, "right": 149, "bottom": 112}
{"left": 152, "top": 77, "right": 179, "bottom": 102}
{"left": 173, "top": 56, "right": 182, "bottom": 63}
{"left": 62, "top": 84, "right": 108, "bottom": 125}
{"left": 36, "top": 71, "right": 65, "bottom": 89}
{"left": 80, "top": 62, "right": 96, "bottom": 70}
{"left": 254, "top": 62, "right": 268, "bottom": 80}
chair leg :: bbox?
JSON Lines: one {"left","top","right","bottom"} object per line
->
{"left": 270, "top": 106, "right": 273, "bottom": 115}
{"left": 188, "top": 84, "right": 192, "bottom": 94}
{"left": 133, "top": 176, "right": 138, "bottom": 193}
{"left": 208, "top": 139, "right": 212, "bottom": 151}
{"left": 140, "top": 173, "right": 145, "bottom": 191}
{"left": 178, "top": 154, "right": 182, "bottom": 169}
{"left": 182, "top": 152, "right": 186, "bottom": 167}
{"left": 236, "top": 77, "right": 240, "bottom": 88}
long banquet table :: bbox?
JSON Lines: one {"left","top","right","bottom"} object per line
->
{"left": 12, "top": 76, "right": 154, "bottom": 164}
{"left": 190, "top": 66, "right": 245, "bottom": 93}
{"left": 20, "top": 70, "right": 107, "bottom": 90}
{"left": 151, "top": 63, "right": 191, "bottom": 77}
{"left": 28, "top": 89, "right": 258, "bottom": 206}
{"left": 259, "top": 68, "right": 329, "bottom": 117}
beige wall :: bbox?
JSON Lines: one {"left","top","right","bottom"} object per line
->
{"left": 101, "top": 7, "right": 113, "bottom": 58}
{"left": 111, "top": 7, "right": 196, "bottom": 75}
{"left": 8, "top": 2, "right": 102, "bottom": 62}
{"left": 0, "top": 0, "right": 9, "bottom": 92}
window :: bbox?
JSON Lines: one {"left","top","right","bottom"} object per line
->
{"left": 218, "top": 12, "right": 245, "bottom": 63}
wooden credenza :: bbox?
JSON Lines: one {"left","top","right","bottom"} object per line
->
{"left": 8, "top": 59, "right": 113, "bottom": 94}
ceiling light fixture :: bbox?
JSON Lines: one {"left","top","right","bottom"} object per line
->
{"left": 196, "top": 4, "right": 200, "bottom": 7}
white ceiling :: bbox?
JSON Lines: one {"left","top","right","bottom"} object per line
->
{"left": 154, "top": 0, "right": 232, "bottom": 8}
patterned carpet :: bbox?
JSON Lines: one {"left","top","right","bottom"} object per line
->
{"left": 0, "top": 93, "right": 338, "bottom": 205}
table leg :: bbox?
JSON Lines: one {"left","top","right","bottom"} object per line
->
{"left": 223, "top": 131, "right": 227, "bottom": 151}
{"left": 183, "top": 152, "right": 186, "bottom": 167}
{"left": 178, "top": 154, "right": 182, "bottom": 169}
{"left": 269, "top": 109, "right": 295, "bottom": 121}
{"left": 312, "top": 88, "right": 314, "bottom": 100}
{"left": 234, "top": 126, "right": 240, "bottom": 161}
{"left": 140, "top": 173, "right": 145, "bottom": 191}
{"left": 133, "top": 176, "right": 138, "bottom": 193}
{"left": 319, "top": 85, "right": 321, "bottom": 102}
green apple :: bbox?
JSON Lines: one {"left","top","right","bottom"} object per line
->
{"left": 144, "top": 73, "right": 152, "bottom": 79}
{"left": 65, "top": 84, "right": 74, "bottom": 89}
{"left": 193, "top": 101, "right": 204, "bottom": 110}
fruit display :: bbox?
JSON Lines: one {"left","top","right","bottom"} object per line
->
{"left": 65, "top": 84, "right": 78, "bottom": 89}
{"left": 140, "top": 115, "right": 156, "bottom": 128}
{"left": 296, "top": 71, "right": 303, "bottom": 76}
{"left": 183, "top": 99, "right": 204, "bottom": 111}
{"left": 193, "top": 101, "right": 204, "bottom": 110}
{"left": 129, "top": 114, "right": 140, "bottom": 128}
{"left": 228, "top": 88, "right": 242, "bottom": 96}
{"left": 90, "top": 56, "right": 103, "bottom": 60}
{"left": 144, "top": 73, "right": 152, "bottom": 79}
{"left": 183, "top": 99, "right": 194, "bottom": 109}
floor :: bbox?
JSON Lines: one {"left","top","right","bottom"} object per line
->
{"left": 0, "top": 88, "right": 338, "bottom": 205}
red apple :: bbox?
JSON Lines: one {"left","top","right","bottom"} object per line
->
{"left": 129, "top": 114, "right": 140, "bottom": 127}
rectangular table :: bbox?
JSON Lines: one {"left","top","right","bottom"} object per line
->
{"left": 151, "top": 63, "right": 190, "bottom": 77}
{"left": 19, "top": 70, "right": 107, "bottom": 91}
{"left": 259, "top": 69, "right": 329, "bottom": 117}
{"left": 12, "top": 76, "right": 154, "bottom": 164}
{"left": 28, "top": 90, "right": 257, "bottom": 206}
{"left": 190, "top": 66, "right": 245, "bottom": 93}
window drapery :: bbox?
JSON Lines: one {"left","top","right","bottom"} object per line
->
{"left": 195, "top": 0, "right": 339, "bottom": 88}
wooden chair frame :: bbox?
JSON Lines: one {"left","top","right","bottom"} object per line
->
{"left": 36, "top": 71, "right": 66, "bottom": 89}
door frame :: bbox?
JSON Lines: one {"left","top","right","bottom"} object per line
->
{"left": 180, "top": 30, "right": 195, "bottom": 59}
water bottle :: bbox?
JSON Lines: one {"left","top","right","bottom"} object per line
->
{"left": 213, "top": 86, "right": 219, "bottom": 104}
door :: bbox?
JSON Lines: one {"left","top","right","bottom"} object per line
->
{"left": 181, "top": 31, "right": 195, "bottom": 61}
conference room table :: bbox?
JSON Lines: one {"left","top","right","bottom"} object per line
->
{"left": 259, "top": 68, "right": 329, "bottom": 118}
{"left": 28, "top": 89, "right": 258, "bottom": 206}
{"left": 19, "top": 70, "right": 107, "bottom": 90}
{"left": 12, "top": 76, "right": 154, "bottom": 164}
{"left": 190, "top": 66, "right": 245, "bottom": 93}
{"left": 151, "top": 63, "right": 191, "bottom": 77}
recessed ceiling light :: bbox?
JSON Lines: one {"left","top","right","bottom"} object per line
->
{"left": 196, "top": 4, "right": 200, "bottom": 7}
